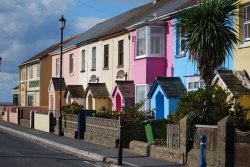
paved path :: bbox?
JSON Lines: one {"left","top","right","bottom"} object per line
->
{"left": 0, "top": 121, "right": 186, "bottom": 167}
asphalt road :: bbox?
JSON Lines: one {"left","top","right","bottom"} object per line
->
{"left": 0, "top": 131, "right": 103, "bottom": 167}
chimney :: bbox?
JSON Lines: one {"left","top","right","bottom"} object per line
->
{"left": 153, "top": 0, "right": 160, "bottom": 4}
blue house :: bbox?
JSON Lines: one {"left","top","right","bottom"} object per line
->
{"left": 147, "top": 77, "right": 186, "bottom": 119}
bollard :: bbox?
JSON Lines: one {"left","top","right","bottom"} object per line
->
{"left": 118, "top": 116, "right": 124, "bottom": 165}
{"left": 200, "top": 134, "right": 207, "bottom": 167}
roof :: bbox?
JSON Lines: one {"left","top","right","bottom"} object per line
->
{"left": 12, "top": 85, "right": 19, "bottom": 90}
{"left": 64, "top": 85, "right": 84, "bottom": 98}
{"left": 215, "top": 70, "right": 250, "bottom": 96}
{"left": 148, "top": 77, "right": 186, "bottom": 98}
{"left": 112, "top": 80, "right": 135, "bottom": 98}
{"left": 54, "top": 0, "right": 197, "bottom": 52}
{"left": 51, "top": 78, "right": 66, "bottom": 91}
{"left": 84, "top": 83, "right": 109, "bottom": 98}
{"left": 19, "top": 35, "right": 78, "bottom": 66}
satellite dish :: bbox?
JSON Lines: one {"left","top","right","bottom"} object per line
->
{"left": 117, "top": 70, "right": 127, "bottom": 79}
{"left": 90, "top": 75, "right": 97, "bottom": 82}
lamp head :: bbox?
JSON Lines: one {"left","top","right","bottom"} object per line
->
{"left": 59, "top": 15, "right": 66, "bottom": 29}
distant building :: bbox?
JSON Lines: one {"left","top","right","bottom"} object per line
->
{"left": 12, "top": 85, "right": 19, "bottom": 106}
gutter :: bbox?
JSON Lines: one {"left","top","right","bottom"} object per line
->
{"left": 49, "top": 45, "right": 77, "bottom": 56}
{"left": 18, "top": 59, "right": 40, "bottom": 67}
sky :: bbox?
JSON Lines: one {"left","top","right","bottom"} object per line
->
{"left": 0, "top": 0, "right": 152, "bottom": 103}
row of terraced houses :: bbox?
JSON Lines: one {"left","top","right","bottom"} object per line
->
{"left": 14, "top": 0, "right": 250, "bottom": 119}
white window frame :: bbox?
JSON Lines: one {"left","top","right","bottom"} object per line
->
{"left": 37, "top": 63, "right": 40, "bottom": 78}
{"left": 56, "top": 58, "right": 60, "bottom": 77}
{"left": 27, "top": 94, "right": 34, "bottom": 106}
{"left": 136, "top": 26, "right": 165, "bottom": 59}
{"left": 21, "top": 68, "right": 26, "bottom": 81}
{"left": 29, "top": 66, "right": 33, "bottom": 79}
{"left": 81, "top": 50, "right": 85, "bottom": 72}
{"left": 187, "top": 81, "right": 205, "bottom": 92}
{"left": 92, "top": 47, "right": 96, "bottom": 70}
{"left": 244, "top": 5, "right": 250, "bottom": 42}
{"left": 135, "top": 84, "right": 150, "bottom": 111}
{"left": 69, "top": 54, "right": 74, "bottom": 74}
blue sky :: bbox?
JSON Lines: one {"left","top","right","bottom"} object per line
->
{"left": 0, "top": 0, "right": 152, "bottom": 102}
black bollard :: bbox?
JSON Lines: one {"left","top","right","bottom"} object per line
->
{"left": 118, "top": 116, "right": 123, "bottom": 165}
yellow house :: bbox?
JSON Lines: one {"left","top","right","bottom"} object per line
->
{"left": 234, "top": 0, "right": 250, "bottom": 74}
{"left": 18, "top": 43, "right": 60, "bottom": 106}
{"left": 212, "top": 70, "right": 250, "bottom": 119}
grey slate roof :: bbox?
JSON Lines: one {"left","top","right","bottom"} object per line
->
{"left": 12, "top": 85, "right": 19, "bottom": 90}
{"left": 217, "top": 70, "right": 250, "bottom": 96}
{"left": 55, "top": 0, "right": 197, "bottom": 52}
{"left": 157, "top": 77, "right": 186, "bottom": 97}
{"left": 114, "top": 80, "right": 135, "bottom": 98}
{"left": 84, "top": 83, "right": 109, "bottom": 98}
{"left": 64, "top": 85, "right": 84, "bottom": 98}
{"left": 51, "top": 78, "right": 66, "bottom": 91}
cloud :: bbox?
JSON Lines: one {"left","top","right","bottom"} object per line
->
{"left": 0, "top": 72, "right": 18, "bottom": 102}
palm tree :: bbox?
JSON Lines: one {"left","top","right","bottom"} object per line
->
{"left": 175, "top": 0, "right": 239, "bottom": 84}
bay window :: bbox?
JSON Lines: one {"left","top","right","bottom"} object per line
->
{"left": 136, "top": 26, "right": 164, "bottom": 58}
{"left": 244, "top": 5, "right": 250, "bottom": 42}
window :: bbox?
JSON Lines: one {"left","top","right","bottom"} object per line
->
{"left": 37, "top": 64, "right": 40, "bottom": 78}
{"left": 92, "top": 47, "right": 96, "bottom": 70}
{"left": 81, "top": 50, "right": 85, "bottom": 72}
{"left": 104, "top": 45, "right": 109, "bottom": 68}
{"left": 136, "top": 26, "right": 164, "bottom": 58}
{"left": 28, "top": 95, "right": 34, "bottom": 106}
{"left": 137, "top": 27, "right": 147, "bottom": 56}
{"left": 187, "top": 81, "right": 206, "bottom": 92}
{"left": 118, "top": 40, "right": 124, "bottom": 66}
{"left": 69, "top": 54, "right": 73, "bottom": 74}
{"left": 29, "top": 66, "right": 33, "bottom": 79}
{"left": 21, "top": 68, "right": 26, "bottom": 80}
{"left": 56, "top": 58, "right": 60, "bottom": 77}
{"left": 135, "top": 85, "right": 146, "bottom": 111}
{"left": 188, "top": 82, "right": 194, "bottom": 90}
{"left": 244, "top": 5, "right": 250, "bottom": 42}
{"left": 150, "top": 27, "right": 164, "bottom": 54}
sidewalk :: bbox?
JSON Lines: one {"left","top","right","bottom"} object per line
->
{"left": 0, "top": 121, "right": 185, "bottom": 167}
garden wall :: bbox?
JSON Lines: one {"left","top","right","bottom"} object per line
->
{"left": 34, "top": 110, "right": 51, "bottom": 132}
{"left": 9, "top": 106, "right": 18, "bottom": 124}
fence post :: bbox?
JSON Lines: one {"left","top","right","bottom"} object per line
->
{"left": 49, "top": 112, "right": 54, "bottom": 132}
{"left": 78, "top": 111, "right": 84, "bottom": 139}
{"left": 118, "top": 116, "right": 124, "bottom": 165}
{"left": 30, "top": 110, "right": 34, "bottom": 129}
{"left": 200, "top": 134, "right": 207, "bottom": 167}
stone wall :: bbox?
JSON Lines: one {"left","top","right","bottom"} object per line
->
{"left": 84, "top": 116, "right": 119, "bottom": 148}
{"left": 20, "top": 119, "right": 30, "bottom": 128}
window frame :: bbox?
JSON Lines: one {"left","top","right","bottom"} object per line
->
{"left": 69, "top": 54, "right": 74, "bottom": 74}
{"left": 29, "top": 66, "right": 33, "bottom": 79}
{"left": 103, "top": 44, "right": 109, "bottom": 69}
{"left": 56, "top": 58, "right": 60, "bottom": 77}
{"left": 243, "top": 5, "right": 250, "bottom": 42}
{"left": 136, "top": 26, "right": 165, "bottom": 59}
{"left": 92, "top": 47, "right": 96, "bottom": 71}
{"left": 118, "top": 40, "right": 124, "bottom": 67}
{"left": 37, "top": 63, "right": 40, "bottom": 78}
{"left": 81, "top": 50, "right": 85, "bottom": 72}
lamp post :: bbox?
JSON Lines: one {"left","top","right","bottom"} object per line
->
{"left": 58, "top": 15, "right": 66, "bottom": 136}
{"left": 0, "top": 56, "right": 2, "bottom": 72}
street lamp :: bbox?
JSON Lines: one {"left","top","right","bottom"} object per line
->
{"left": 0, "top": 56, "right": 2, "bottom": 72}
{"left": 58, "top": 15, "right": 66, "bottom": 136}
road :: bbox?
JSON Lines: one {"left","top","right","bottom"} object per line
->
{"left": 0, "top": 131, "right": 104, "bottom": 167}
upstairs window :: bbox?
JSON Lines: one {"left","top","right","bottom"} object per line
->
{"left": 56, "top": 58, "right": 60, "bottom": 77}
{"left": 92, "top": 47, "right": 96, "bottom": 70}
{"left": 21, "top": 68, "right": 26, "bottom": 80}
{"left": 118, "top": 40, "right": 124, "bottom": 66}
{"left": 136, "top": 26, "right": 164, "bottom": 58}
{"left": 244, "top": 5, "right": 250, "bottom": 42}
{"left": 29, "top": 66, "right": 33, "bottom": 79}
{"left": 150, "top": 27, "right": 164, "bottom": 54}
{"left": 69, "top": 54, "right": 73, "bottom": 74}
{"left": 104, "top": 45, "right": 109, "bottom": 68}
{"left": 37, "top": 64, "right": 40, "bottom": 78}
{"left": 137, "top": 27, "right": 147, "bottom": 56}
{"left": 81, "top": 50, "right": 85, "bottom": 72}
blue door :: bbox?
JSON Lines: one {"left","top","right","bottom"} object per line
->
{"left": 156, "top": 92, "right": 164, "bottom": 119}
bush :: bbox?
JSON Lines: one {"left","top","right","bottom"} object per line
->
{"left": 171, "top": 85, "right": 249, "bottom": 125}
{"left": 62, "top": 101, "right": 84, "bottom": 115}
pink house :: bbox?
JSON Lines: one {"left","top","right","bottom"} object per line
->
{"left": 129, "top": 20, "right": 174, "bottom": 110}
